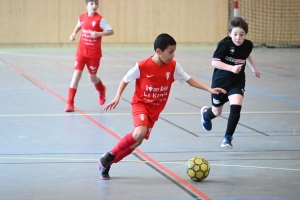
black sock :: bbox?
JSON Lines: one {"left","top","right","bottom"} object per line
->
{"left": 225, "top": 105, "right": 242, "bottom": 137}
{"left": 204, "top": 107, "right": 217, "bottom": 121}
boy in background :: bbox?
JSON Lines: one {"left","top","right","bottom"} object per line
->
{"left": 201, "top": 17, "right": 261, "bottom": 148}
{"left": 65, "top": 0, "right": 114, "bottom": 112}
{"left": 97, "top": 33, "right": 226, "bottom": 180}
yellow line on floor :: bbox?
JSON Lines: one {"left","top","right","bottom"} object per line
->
{"left": 1, "top": 157, "right": 299, "bottom": 171}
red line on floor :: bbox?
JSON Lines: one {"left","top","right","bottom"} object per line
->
{"left": 55, "top": 62, "right": 71, "bottom": 70}
{"left": 9, "top": 62, "right": 212, "bottom": 200}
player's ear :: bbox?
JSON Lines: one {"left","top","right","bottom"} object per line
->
{"left": 155, "top": 48, "right": 162, "bottom": 55}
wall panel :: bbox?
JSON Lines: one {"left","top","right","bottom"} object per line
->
{"left": 0, "top": 0, "right": 228, "bottom": 45}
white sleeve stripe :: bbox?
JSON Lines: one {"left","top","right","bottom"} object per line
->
{"left": 123, "top": 63, "right": 140, "bottom": 83}
{"left": 100, "top": 18, "right": 112, "bottom": 31}
{"left": 174, "top": 62, "right": 191, "bottom": 83}
{"left": 76, "top": 19, "right": 81, "bottom": 28}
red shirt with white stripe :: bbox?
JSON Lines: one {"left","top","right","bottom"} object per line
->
{"left": 123, "top": 57, "right": 191, "bottom": 121}
{"left": 76, "top": 13, "right": 112, "bottom": 58}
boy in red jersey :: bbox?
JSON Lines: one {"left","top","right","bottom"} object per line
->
{"left": 65, "top": 0, "right": 114, "bottom": 112}
{"left": 97, "top": 33, "right": 227, "bottom": 180}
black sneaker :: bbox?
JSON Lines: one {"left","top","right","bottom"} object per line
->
{"left": 201, "top": 106, "right": 212, "bottom": 131}
{"left": 97, "top": 163, "right": 111, "bottom": 180}
{"left": 99, "top": 152, "right": 115, "bottom": 169}
{"left": 221, "top": 135, "right": 233, "bottom": 149}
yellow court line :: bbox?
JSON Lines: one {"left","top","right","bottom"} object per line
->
{"left": 1, "top": 157, "right": 299, "bottom": 172}
{"left": 0, "top": 111, "right": 300, "bottom": 117}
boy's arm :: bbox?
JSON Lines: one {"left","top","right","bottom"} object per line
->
{"left": 186, "top": 77, "right": 226, "bottom": 94}
{"left": 104, "top": 80, "right": 128, "bottom": 111}
{"left": 92, "top": 29, "right": 114, "bottom": 38}
{"left": 246, "top": 54, "right": 261, "bottom": 78}
{"left": 91, "top": 18, "right": 114, "bottom": 38}
{"left": 212, "top": 59, "right": 243, "bottom": 74}
{"left": 70, "top": 26, "right": 81, "bottom": 41}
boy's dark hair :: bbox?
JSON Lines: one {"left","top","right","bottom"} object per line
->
{"left": 229, "top": 17, "right": 248, "bottom": 34}
{"left": 154, "top": 33, "right": 176, "bottom": 52}
{"left": 85, "top": 0, "right": 98, "bottom": 4}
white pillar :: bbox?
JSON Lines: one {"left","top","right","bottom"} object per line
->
{"left": 234, "top": 0, "right": 239, "bottom": 17}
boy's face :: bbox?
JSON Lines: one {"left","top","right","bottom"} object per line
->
{"left": 157, "top": 45, "right": 176, "bottom": 64}
{"left": 229, "top": 27, "right": 246, "bottom": 46}
{"left": 85, "top": 0, "right": 99, "bottom": 15}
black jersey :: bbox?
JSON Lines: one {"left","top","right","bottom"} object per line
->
{"left": 211, "top": 36, "right": 253, "bottom": 89}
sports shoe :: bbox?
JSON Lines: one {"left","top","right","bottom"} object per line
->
{"left": 98, "top": 85, "right": 106, "bottom": 105}
{"left": 97, "top": 163, "right": 111, "bottom": 180}
{"left": 200, "top": 106, "right": 212, "bottom": 131}
{"left": 64, "top": 103, "right": 74, "bottom": 112}
{"left": 221, "top": 135, "right": 233, "bottom": 149}
{"left": 99, "top": 152, "right": 115, "bottom": 170}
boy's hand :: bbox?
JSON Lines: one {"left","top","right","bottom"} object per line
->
{"left": 209, "top": 88, "right": 227, "bottom": 95}
{"left": 252, "top": 70, "right": 261, "bottom": 78}
{"left": 230, "top": 64, "right": 243, "bottom": 74}
{"left": 104, "top": 98, "right": 120, "bottom": 111}
{"left": 91, "top": 31, "right": 98, "bottom": 38}
{"left": 69, "top": 34, "right": 76, "bottom": 41}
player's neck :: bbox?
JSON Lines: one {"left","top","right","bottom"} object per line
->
{"left": 152, "top": 54, "right": 164, "bottom": 66}
{"left": 87, "top": 12, "right": 96, "bottom": 17}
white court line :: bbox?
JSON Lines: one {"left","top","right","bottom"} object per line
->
{"left": 0, "top": 51, "right": 207, "bottom": 62}
{"left": 0, "top": 111, "right": 299, "bottom": 117}
{"left": 0, "top": 156, "right": 299, "bottom": 172}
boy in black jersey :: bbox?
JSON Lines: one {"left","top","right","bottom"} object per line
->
{"left": 201, "top": 17, "right": 261, "bottom": 148}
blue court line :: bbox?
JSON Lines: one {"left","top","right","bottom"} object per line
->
{"left": 245, "top": 87, "right": 300, "bottom": 107}
{"left": 197, "top": 74, "right": 300, "bottom": 107}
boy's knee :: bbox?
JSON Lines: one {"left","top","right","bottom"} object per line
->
{"left": 212, "top": 107, "right": 222, "bottom": 116}
{"left": 132, "top": 127, "right": 147, "bottom": 141}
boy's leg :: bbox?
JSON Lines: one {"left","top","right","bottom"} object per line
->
{"left": 221, "top": 93, "right": 243, "bottom": 148}
{"left": 65, "top": 88, "right": 77, "bottom": 112}
{"left": 201, "top": 106, "right": 223, "bottom": 131}
{"left": 110, "top": 132, "right": 146, "bottom": 164}
{"left": 111, "top": 147, "right": 135, "bottom": 164}
{"left": 100, "top": 126, "right": 147, "bottom": 165}
{"left": 97, "top": 129, "right": 145, "bottom": 180}
{"left": 97, "top": 133, "right": 136, "bottom": 180}
{"left": 86, "top": 58, "right": 106, "bottom": 105}
{"left": 65, "top": 66, "right": 83, "bottom": 112}
{"left": 201, "top": 93, "right": 226, "bottom": 131}
{"left": 97, "top": 110, "right": 153, "bottom": 180}
{"left": 94, "top": 78, "right": 106, "bottom": 105}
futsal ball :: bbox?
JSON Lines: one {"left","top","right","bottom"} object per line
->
{"left": 185, "top": 157, "right": 210, "bottom": 182}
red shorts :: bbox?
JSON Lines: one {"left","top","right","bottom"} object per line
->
{"left": 74, "top": 54, "right": 101, "bottom": 74}
{"left": 132, "top": 105, "right": 157, "bottom": 140}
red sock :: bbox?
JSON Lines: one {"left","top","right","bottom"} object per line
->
{"left": 110, "top": 133, "right": 136, "bottom": 157}
{"left": 94, "top": 80, "right": 104, "bottom": 92}
{"left": 67, "top": 88, "right": 77, "bottom": 104}
{"left": 111, "top": 147, "right": 134, "bottom": 164}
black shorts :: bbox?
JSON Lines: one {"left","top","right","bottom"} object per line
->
{"left": 211, "top": 85, "right": 245, "bottom": 107}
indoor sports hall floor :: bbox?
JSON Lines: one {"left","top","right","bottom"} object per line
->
{"left": 0, "top": 45, "right": 300, "bottom": 200}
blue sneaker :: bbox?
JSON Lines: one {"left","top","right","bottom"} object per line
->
{"left": 201, "top": 106, "right": 212, "bottom": 131}
{"left": 221, "top": 135, "right": 233, "bottom": 149}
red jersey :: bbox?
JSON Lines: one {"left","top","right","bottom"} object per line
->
{"left": 76, "top": 13, "right": 111, "bottom": 58}
{"left": 123, "top": 57, "right": 191, "bottom": 121}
